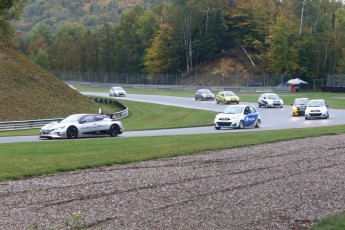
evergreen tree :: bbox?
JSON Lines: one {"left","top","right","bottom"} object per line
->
{"left": 0, "top": 0, "right": 27, "bottom": 42}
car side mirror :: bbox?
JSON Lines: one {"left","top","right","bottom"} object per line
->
{"left": 79, "top": 121, "right": 86, "bottom": 124}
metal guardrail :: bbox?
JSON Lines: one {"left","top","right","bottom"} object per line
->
{"left": 0, "top": 118, "right": 63, "bottom": 131}
{"left": 0, "top": 97, "right": 128, "bottom": 132}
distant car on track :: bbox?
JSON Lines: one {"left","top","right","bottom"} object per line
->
{"left": 40, "top": 114, "right": 124, "bottom": 139}
{"left": 214, "top": 105, "right": 261, "bottom": 130}
{"left": 258, "top": 93, "right": 283, "bottom": 108}
{"left": 195, "top": 89, "right": 214, "bottom": 101}
{"left": 109, "top": 87, "right": 126, "bottom": 97}
{"left": 216, "top": 91, "right": 240, "bottom": 104}
{"left": 292, "top": 98, "right": 309, "bottom": 116}
{"left": 305, "top": 99, "right": 329, "bottom": 120}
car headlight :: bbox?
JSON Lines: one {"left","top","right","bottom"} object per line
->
{"left": 52, "top": 126, "right": 66, "bottom": 131}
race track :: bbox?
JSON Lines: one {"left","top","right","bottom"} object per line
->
{"left": 0, "top": 92, "right": 344, "bottom": 143}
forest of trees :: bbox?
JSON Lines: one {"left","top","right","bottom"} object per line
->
{"left": 2, "top": 0, "right": 345, "bottom": 84}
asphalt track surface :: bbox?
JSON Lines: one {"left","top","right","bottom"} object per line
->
{"left": 0, "top": 92, "right": 344, "bottom": 143}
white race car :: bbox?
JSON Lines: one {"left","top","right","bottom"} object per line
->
{"left": 258, "top": 93, "right": 283, "bottom": 108}
{"left": 305, "top": 99, "right": 329, "bottom": 120}
{"left": 214, "top": 105, "right": 261, "bottom": 130}
{"left": 109, "top": 87, "right": 126, "bottom": 97}
{"left": 40, "top": 114, "right": 124, "bottom": 139}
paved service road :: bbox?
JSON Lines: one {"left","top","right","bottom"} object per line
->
{"left": 0, "top": 92, "right": 344, "bottom": 143}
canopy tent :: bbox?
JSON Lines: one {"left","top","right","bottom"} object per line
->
{"left": 287, "top": 78, "right": 308, "bottom": 85}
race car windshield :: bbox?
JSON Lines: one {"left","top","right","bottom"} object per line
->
{"left": 201, "top": 89, "right": 211, "bottom": 94}
{"left": 267, "top": 94, "right": 279, "bottom": 99}
{"left": 60, "top": 114, "right": 85, "bottom": 123}
{"left": 223, "top": 106, "right": 243, "bottom": 114}
{"left": 295, "top": 99, "right": 309, "bottom": 105}
{"left": 224, "top": 92, "right": 235, "bottom": 96}
{"left": 308, "top": 101, "right": 325, "bottom": 107}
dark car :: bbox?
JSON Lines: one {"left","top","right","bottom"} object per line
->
{"left": 292, "top": 98, "right": 309, "bottom": 116}
{"left": 195, "top": 89, "right": 214, "bottom": 101}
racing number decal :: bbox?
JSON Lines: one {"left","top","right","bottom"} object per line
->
{"left": 243, "top": 114, "right": 258, "bottom": 126}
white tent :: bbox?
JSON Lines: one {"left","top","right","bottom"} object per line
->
{"left": 287, "top": 78, "right": 308, "bottom": 85}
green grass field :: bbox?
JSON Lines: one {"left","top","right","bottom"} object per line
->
{"left": 1, "top": 125, "right": 344, "bottom": 181}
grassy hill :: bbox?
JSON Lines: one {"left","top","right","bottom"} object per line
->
{"left": 0, "top": 43, "right": 100, "bottom": 121}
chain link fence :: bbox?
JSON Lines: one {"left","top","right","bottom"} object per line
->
{"left": 52, "top": 71, "right": 297, "bottom": 87}
{"left": 53, "top": 71, "right": 345, "bottom": 92}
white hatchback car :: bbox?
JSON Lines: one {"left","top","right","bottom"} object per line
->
{"left": 305, "top": 99, "right": 329, "bottom": 120}
{"left": 258, "top": 93, "right": 283, "bottom": 108}
{"left": 109, "top": 87, "right": 126, "bottom": 97}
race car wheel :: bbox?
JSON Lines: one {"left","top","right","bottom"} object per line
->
{"left": 237, "top": 121, "right": 244, "bottom": 129}
{"left": 215, "top": 127, "right": 221, "bottom": 130}
{"left": 66, "top": 126, "right": 78, "bottom": 139}
{"left": 110, "top": 124, "right": 120, "bottom": 137}
{"left": 258, "top": 102, "right": 261, "bottom": 108}
{"left": 255, "top": 119, "right": 261, "bottom": 128}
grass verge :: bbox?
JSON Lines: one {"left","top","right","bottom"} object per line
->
{"left": 0, "top": 125, "right": 344, "bottom": 181}
{"left": 310, "top": 212, "right": 345, "bottom": 230}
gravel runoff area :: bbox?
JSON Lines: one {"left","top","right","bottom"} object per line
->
{"left": 0, "top": 134, "right": 344, "bottom": 230}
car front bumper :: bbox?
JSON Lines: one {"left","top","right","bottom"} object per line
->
{"left": 305, "top": 112, "right": 328, "bottom": 119}
{"left": 214, "top": 118, "right": 241, "bottom": 128}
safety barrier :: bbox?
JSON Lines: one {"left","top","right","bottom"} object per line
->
{"left": 0, "top": 97, "right": 128, "bottom": 131}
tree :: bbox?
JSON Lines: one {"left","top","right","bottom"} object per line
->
{"left": 113, "top": 5, "right": 159, "bottom": 73}
{"left": 167, "top": 0, "right": 228, "bottom": 72}
{"left": 267, "top": 17, "right": 300, "bottom": 74}
{"left": 333, "top": 7, "right": 345, "bottom": 73}
{"left": 30, "top": 48, "right": 50, "bottom": 70}
{"left": 0, "top": 0, "right": 27, "bottom": 42}
{"left": 49, "top": 23, "right": 87, "bottom": 72}
{"left": 225, "top": 0, "right": 276, "bottom": 72}
{"left": 144, "top": 23, "right": 178, "bottom": 74}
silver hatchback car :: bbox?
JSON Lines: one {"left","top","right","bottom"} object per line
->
{"left": 195, "top": 89, "right": 214, "bottom": 101}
